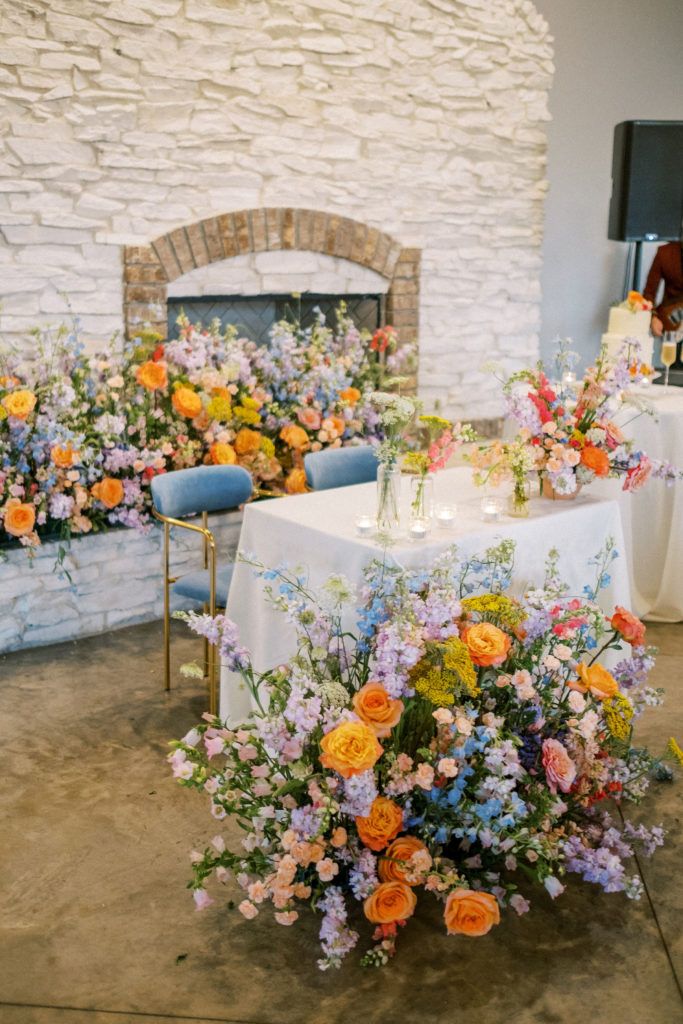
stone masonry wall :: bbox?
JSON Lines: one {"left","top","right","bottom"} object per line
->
{"left": 0, "top": 0, "right": 553, "bottom": 422}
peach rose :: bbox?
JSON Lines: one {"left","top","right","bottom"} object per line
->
{"left": 234, "top": 428, "right": 262, "bottom": 456}
{"left": 379, "top": 836, "right": 429, "bottom": 885}
{"left": 209, "top": 442, "right": 237, "bottom": 465}
{"left": 352, "top": 682, "right": 404, "bottom": 738}
{"left": 444, "top": 889, "right": 500, "bottom": 936}
{"left": 340, "top": 387, "right": 361, "bottom": 405}
{"left": 280, "top": 423, "right": 310, "bottom": 450}
{"left": 364, "top": 881, "right": 417, "bottom": 925}
{"left": 3, "top": 499, "right": 36, "bottom": 537}
{"left": 610, "top": 606, "right": 646, "bottom": 647}
{"left": 462, "top": 622, "right": 511, "bottom": 667}
{"left": 580, "top": 444, "right": 610, "bottom": 477}
{"left": 172, "top": 386, "right": 202, "bottom": 419}
{"left": 296, "top": 407, "right": 322, "bottom": 431}
{"left": 541, "top": 737, "right": 577, "bottom": 794}
{"left": 51, "top": 444, "right": 78, "bottom": 469}
{"left": 321, "top": 415, "right": 346, "bottom": 438}
{"left": 356, "top": 796, "right": 404, "bottom": 852}
{"left": 2, "top": 389, "right": 36, "bottom": 420}
{"left": 572, "top": 662, "right": 619, "bottom": 701}
{"left": 136, "top": 360, "right": 168, "bottom": 391}
{"left": 284, "top": 467, "right": 307, "bottom": 494}
{"left": 91, "top": 477, "right": 124, "bottom": 509}
{"left": 319, "top": 721, "right": 383, "bottom": 779}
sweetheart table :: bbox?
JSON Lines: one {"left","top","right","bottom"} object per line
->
{"left": 219, "top": 466, "right": 630, "bottom": 723}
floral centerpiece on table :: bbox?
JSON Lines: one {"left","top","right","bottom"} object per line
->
{"left": 468, "top": 438, "right": 537, "bottom": 516}
{"left": 500, "top": 340, "right": 681, "bottom": 498}
{"left": 169, "top": 539, "right": 679, "bottom": 969}
{"left": 370, "top": 389, "right": 420, "bottom": 531}
{"left": 404, "top": 415, "right": 477, "bottom": 519}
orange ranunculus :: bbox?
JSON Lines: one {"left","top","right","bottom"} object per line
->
{"left": 444, "top": 889, "right": 500, "bottom": 936}
{"left": 209, "top": 442, "right": 236, "bottom": 465}
{"left": 379, "top": 836, "right": 429, "bottom": 885}
{"left": 172, "top": 386, "right": 202, "bottom": 419}
{"left": 319, "top": 721, "right": 383, "bottom": 779}
{"left": 284, "top": 467, "right": 307, "bottom": 494}
{"left": 51, "top": 444, "right": 78, "bottom": 469}
{"left": 280, "top": 423, "right": 310, "bottom": 450}
{"left": 339, "top": 387, "right": 361, "bottom": 405}
{"left": 2, "top": 389, "right": 36, "bottom": 420}
{"left": 211, "top": 386, "right": 231, "bottom": 401}
{"left": 3, "top": 499, "right": 36, "bottom": 537}
{"left": 91, "top": 477, "right": 124, "bottom": 509}
{"left": 356, "top": 796, "right": 404, "bottom": 852}
{"left": 571, "top": 661, "right": 619, "bottom": 701}
{"left": 136, "top": 360, "right": 168, "bottom": 391}
{"left": 610, "top": 606, "right": 646, "bottom": 647}
{"left": 352, "top": 681, "right": 404, "bottom": 738}
{"left": 462, "top": 622, "right": 511, "bottom": 667}
{"left": 234, "top": 428, "right": 262, "bottom": 456}
{"left": 580, "top": 444, "right": 610, "bottom": 477}
{"left": 364, "top": 881, "right": 417, "bottom": 925}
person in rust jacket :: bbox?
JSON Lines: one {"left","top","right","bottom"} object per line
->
{"left": 643, "top": 240, "right": 683, "bottom": 335}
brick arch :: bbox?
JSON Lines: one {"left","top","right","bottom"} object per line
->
{"left": 123, "top": 207, "right": 420, "bottom": 344}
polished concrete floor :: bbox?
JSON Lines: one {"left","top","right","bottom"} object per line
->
{"left": 0, "top": 619, "right": 681, "bottom": 1024}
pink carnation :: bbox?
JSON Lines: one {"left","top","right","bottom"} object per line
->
{"left": 541, "top": 738, "right": 577, "bottom": 794}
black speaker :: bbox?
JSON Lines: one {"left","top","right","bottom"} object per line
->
{"left": 608, "top": 120, "right": 683, "bottom": 241}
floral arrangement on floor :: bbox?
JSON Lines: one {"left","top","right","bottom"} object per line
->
{"left": 498, "top": 339, "right": 680, "bottom": 497}
{"left": 0, "top": 307, "right": 414, "bottom": 553}
{"left": 168, "top": 539, "right": 680, "bottom": 969}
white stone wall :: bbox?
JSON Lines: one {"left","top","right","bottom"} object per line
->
{"left": 0, "top": 0, "right": 553, "bottom": 421}
{"left": 0, "top": 511, "right": 242, "bottom": 652}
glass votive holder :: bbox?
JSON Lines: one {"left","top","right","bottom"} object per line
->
{"left": 354, "top": 512, "right": 375, "bottom": 537}
{"left": 561, "top": 370, "right": 577, "bottom": 387}
{"left": 435, "top": 503, "right": 457, "bottom": 529}
{"left": 408, "top": 515, "right": 431, "bottom": 542}
{"left": 480, "top": 495, "right": 503, "bottom": 522}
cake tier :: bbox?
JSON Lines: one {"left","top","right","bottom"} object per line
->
{"left": 601, "top": 332, "right": 654, "bottom": 366}
{"left": 607, "top": 306, "right": 651, "bottom": 341}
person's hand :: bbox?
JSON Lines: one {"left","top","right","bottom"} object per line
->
{"left": 651, "top": 315, "right": 663, "bottom": 337}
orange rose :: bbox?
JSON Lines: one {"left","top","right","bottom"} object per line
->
{"left": 462, "top": 622, "right": 511, "bottom": 667}
{"left": 234, "top": 428, "right": 262, "bottom": 456}
{"left": 51, "top": 444, "right": 78, "bottom": 469}
{"left": 444, "top": 889, "right": 500, "bottom": 936}
{"left": 2, "top": 389, "right": 36, "bottom": 420}
{"left": 356, "top": 796, "right": 404, "bottom": 852}
{"left": 211, "top": 386, "right": 231, "bottom": 401}
{"left": 364, "top": 881, "right": 416, "bottom": 924}
{"left": 91, "top": 477, "right": 124, "bottom": 509}
{"left": 172, "top": 386, "right": 202, "bottom": 419}
{"left": 580, "top": 444, "right": 610, "bottom": 477}
{"left": 3, "top": 499, "right": 36, "bottom": 537}
{"left": 610, "top": 606, "right": 646, "bottom": 647}
{"left": 379, "top": 836, "right": 429, "bottom": 885}
{"left": 352, "top": 682, "right": 403, "bottom": 738}
{"left": 319, "top": 721, "right": 383, "bottom": 779}
{"left": 136, "top": 360, "right": 168, "bottom": 391}
{"left": 339, "top": 387, "right": 361, "bottom": 405}
{"left": 322, "top": 415, "right": 346, "bottom": 437}
{"left": 284, "top": 467, "right": 307, "bottom": 494}
{"left": 209, "top": 442, "right": 236, "bottom": 465}
{"left": 280, "top": 423, "right": 310, "bottom": 450}
{"left": 572, "top": 662, "right": 619, "bottom": 701}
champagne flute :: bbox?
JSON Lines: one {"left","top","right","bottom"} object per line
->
{"left": 661, "top": 334, "right": 677, "bottom": 392}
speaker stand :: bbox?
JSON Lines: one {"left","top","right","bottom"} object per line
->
{"left": 625, "top": 240, "right": 644, "bottom": 295}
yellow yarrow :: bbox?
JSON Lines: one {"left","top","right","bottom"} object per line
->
{"left": 410, "top": 637, "right": 479, "bottom": 707}
{"left": 234, "top": 404, "right": 262, "bottom": 425}
{"left": 666, "top": 737, "right": 683, "bottom": 766}
{"left": 413, "top": 665, "right": 456, "bottom": 706}
{"left": 442, "top": 636, "right": 479, "bottom": 696}
{"left": 461, "top": 593, "right": 525, "bottom": 630}
{"left": 206, "top": 396, "right": 232, "bottom": 422}
{"left": 260, "top": 436, "right": 275, "bottom": 458}
{"left": 603, "top": 693, "right": 634, "bottom": 742}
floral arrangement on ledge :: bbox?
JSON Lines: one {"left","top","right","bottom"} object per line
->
{"left": 0, "top": 306, "right": 414, "bottom": 554}
{"left": 497, "top": 339, "right": 680, "bottom": 498}
{"left": 168, "top": 539, "right": 680, "bottom": 969}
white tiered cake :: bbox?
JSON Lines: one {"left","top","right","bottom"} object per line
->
{"left": 600, "top": 298, "right": 653, "bottom": 366}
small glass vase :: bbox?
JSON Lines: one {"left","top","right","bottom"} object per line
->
{"left": 507, "top": 478, "right": 531, "bottom": 517}
{"left": 409, "top": 473, "right": 434, "bottom": 520}
{"left": 376, "top": 463, "right": 401, "bottom": 532}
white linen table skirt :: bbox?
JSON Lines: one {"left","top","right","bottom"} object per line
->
{"left": 219, "top": 466, "right": 630, "bottom": 723}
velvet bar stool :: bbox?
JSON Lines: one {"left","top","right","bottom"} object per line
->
{"left": 303, "top": 445, "right": 379, "bottom": 491}
{"left": 151, "top": 464, "right": 253, "bottom": 715}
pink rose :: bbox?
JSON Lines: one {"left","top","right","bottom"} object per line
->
{"left": 542, "top": 738, "right": 577, "bottom": 794}
{"left": 296, "top": 407, "right": 322, "bottom": 431}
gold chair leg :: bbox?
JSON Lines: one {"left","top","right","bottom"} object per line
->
{"left": 202, "top": 602, "right": 209, "bottom": 679}
{"left": 163, "top": 521, "right": 171, "bottom": 692}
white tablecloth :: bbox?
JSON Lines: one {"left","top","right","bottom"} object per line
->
{"left": 220, "top": 466, "right": 630, "bottom": 723}
{"left": 592, "top": 386, "right": 683, "bottom": 621}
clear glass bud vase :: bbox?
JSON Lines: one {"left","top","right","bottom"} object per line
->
{"left": 376, "top": 463, "right": 401, "bottom": 533}
{"left": 409, "top": 473, "right": 434, "bottom": 520}
{"left": 507, "top": 478, "right": 531, "bottom": 517}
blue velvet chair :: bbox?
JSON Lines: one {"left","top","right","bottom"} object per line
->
{"left": 304, "top": 445, "right": 379, "bottom": 491}
{"left": 151, "top": 464, "right": 253, "bottom": 714}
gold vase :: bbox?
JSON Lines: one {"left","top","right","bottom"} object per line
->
{"left": 541, "top": 476, "right": 582, "bottom": 501}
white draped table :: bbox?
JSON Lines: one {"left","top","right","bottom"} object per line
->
{"left": 220, "top": 466, "right": 630, "bottom": 723}
{"left": 592, "top": 386, "right": 683, "bottom": 621}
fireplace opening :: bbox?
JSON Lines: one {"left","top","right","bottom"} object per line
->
{"left": 166, "top": 293, "right": 384, "bottom": 344}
